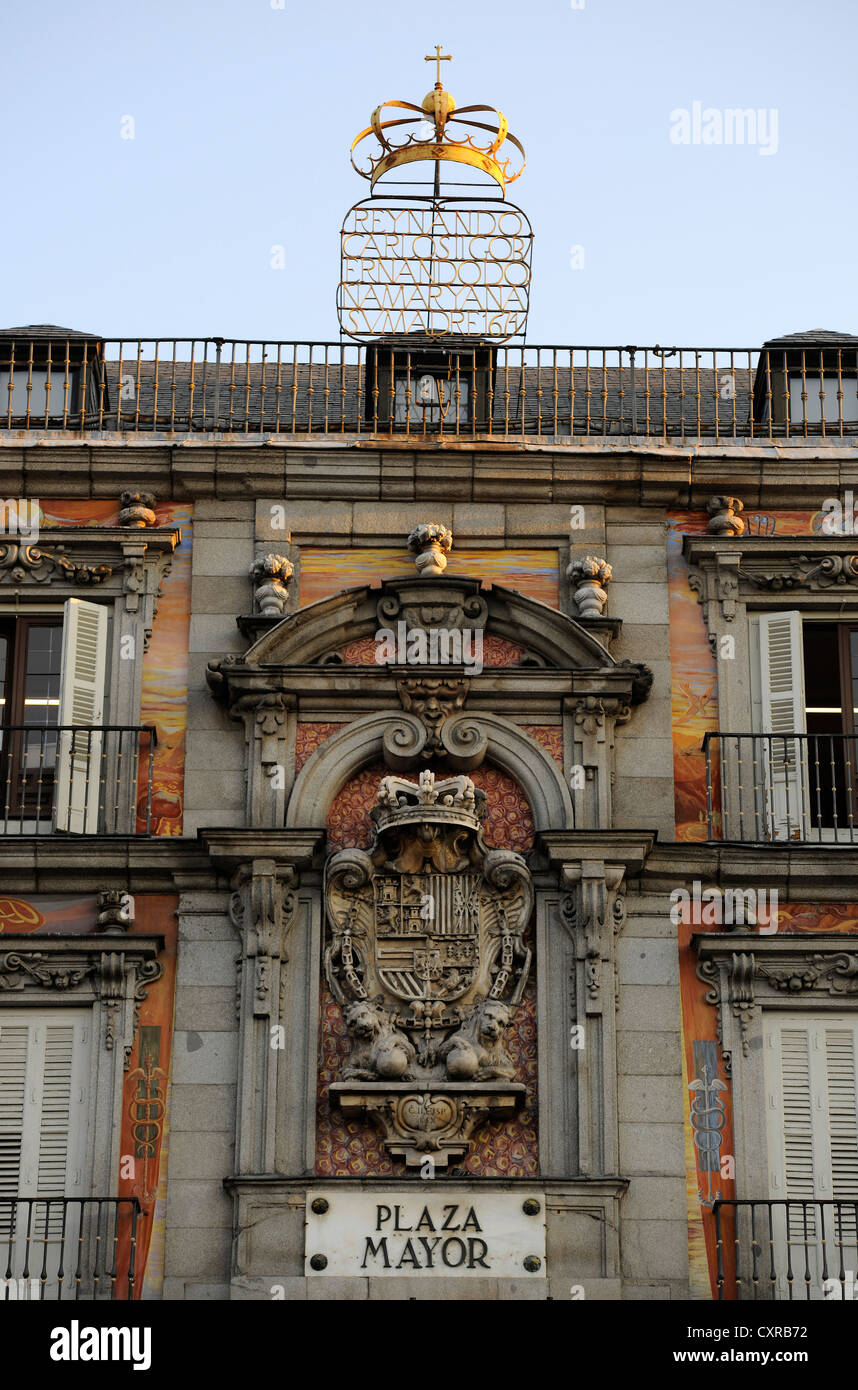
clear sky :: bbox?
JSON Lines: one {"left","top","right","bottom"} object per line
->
{"left": 1, "top": 0, "right": 855, "bottom": 347}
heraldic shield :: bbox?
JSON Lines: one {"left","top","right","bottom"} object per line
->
{"left": 324, "top": 771, "right": 534, "bottom": 1167}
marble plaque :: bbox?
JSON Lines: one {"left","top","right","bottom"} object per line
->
{"left": 305, "top": 1190, "right": 546, "bottom": 1277}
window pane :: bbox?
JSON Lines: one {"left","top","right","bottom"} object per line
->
{"left": 23, "top": 624, "right": 62, "bottom": 726}
{"left": 790, "top": 376, "right": 858, "bottom": 424}
{"left": 0, "top": 367, "right": 78, "bottom": 418}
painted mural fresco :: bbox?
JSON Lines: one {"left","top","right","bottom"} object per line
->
{"left": 668, "top": 505, "right": 858, "bottom": 1297}
{"left": 0, "top": 893, "right": 177, "bottom": 1299}
{"left": 37, "top": 500, "right": 192, "bottom": 836}
{"left": 298, "top": 547, "right": 560, "bottom": 609}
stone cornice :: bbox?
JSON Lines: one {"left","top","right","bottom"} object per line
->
{"left": 537, "top": 830, "right": 656, "bottom": 877}
{"left": 0, "top": 836, "right": 217, "bottom": 892}
{"left": 643, "top": 841, "right": 858, "bottom": 898}
{"left": 1, "top": 438, "right": 857, "bottom": 506}
{"left": 207, "top": 664, "right": 648, "bottom": 721}
{"left": 199, "top": 828, "right": 325, "bottom": 872}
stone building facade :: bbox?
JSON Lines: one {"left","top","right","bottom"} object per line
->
{"left": 1, "top": 351, "right": 857, "bottom": 1302}
{"left": 1, "top": 70, "right": 857, "bottom": 1303}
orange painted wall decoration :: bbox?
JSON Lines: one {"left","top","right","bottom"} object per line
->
{"left": 298, "top": 547, "right": 560, "bottom": 609}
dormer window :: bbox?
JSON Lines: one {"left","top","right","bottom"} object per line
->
{"left": 365, "top": 336, "right": 494, "bottom": 432}
{"left": 754, "top": 330, "right": 858, "bottom": 432}
{"left": 0, "top": 326, "right": 106, "bottom": 426}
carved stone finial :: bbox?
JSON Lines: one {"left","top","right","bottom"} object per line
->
{"left": 567, "top": 555, "right": 613, "bottom": 618}
{"left": 706, "top": 496, "right": 745, "bottom": 537}
{"left": 407, "top": 523, "right": 453, "bottom": 577}
{"left": 252, "top": 554, "right": 294, "bottom": 616}
{"left": 118, "top": 492, "right": 157, "bottom": 527}
{"left": 96, "top": 889, "right": 134, "bottom": 934}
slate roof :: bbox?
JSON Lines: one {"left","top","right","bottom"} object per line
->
{"left": 0, "top": 324, "right": 102, "bottom": 339}
{"left": 763, "top": 329, "right": 858, "bottom": 346}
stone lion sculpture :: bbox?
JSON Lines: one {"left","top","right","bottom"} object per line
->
{"left": 341, "top": 1000, "right": 417, "bottom": 1081}
{"left": 438, "top": 998, "right": 516, "bottom": 1082}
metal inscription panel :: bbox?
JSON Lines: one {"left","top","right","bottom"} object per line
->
{"left": 338, "top": 200, "right": 533, "bottom": 342}
{"left": 305, "top": 1190, "right": 546, "bottom": 1277}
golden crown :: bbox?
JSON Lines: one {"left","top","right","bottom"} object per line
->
{"left": 350, "top": 47, "right": 526, "bottom": 195}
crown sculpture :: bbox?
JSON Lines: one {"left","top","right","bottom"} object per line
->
{"left": 350, "top": 46, "right": 526, "bottom": 195}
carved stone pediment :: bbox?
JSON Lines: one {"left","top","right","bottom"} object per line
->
{"left": 694, "top": 932, "right": 858, "bottom": 1076}
{"left": 324, "top": 771, "right": 533, "bottom": 1166}
{"left": 684, "top": 534, "right": 858, "bottom": 625}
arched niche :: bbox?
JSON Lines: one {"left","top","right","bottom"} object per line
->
{"left": 285, "top": 709, "right": 573, "bottom": 833}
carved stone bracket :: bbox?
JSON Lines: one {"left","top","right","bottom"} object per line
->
{"left": 329, "top": 1081, "right": 525, "bottom": 1168}
{"left": 96, "top": 889, "right": 135, "bottom": 933}
{"left": 386, "top": 687, "right": 488, "bottom": 772}
{"left": 560, "top": 861, "right": 626, "bottom": 1013}
{"left": 229, "top": 859, "right": 297, "bottom": 1020}
{"left": 687, "top": 551, "right": 741, "bottom": 652}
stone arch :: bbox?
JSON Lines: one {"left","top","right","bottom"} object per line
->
{"left": 285, "top": 710, "right": 573, "bottom": 833}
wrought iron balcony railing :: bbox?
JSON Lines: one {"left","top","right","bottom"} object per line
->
{"left": 714, "top": 1199, "right": 858, "bottom": 1300}
{"left": 2, "top": 337, "right": 858, "bottom": 438}
{"left": 0, "top": 1197, "right": 142, "bottom": 1300}
{"left": 704, "top": 732, "right": 858, "bottom": 843}
{"left": 0, "top": 724, "right": 156, "bottom": 835}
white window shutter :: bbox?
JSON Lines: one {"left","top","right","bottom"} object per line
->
{"left": 0, "top": 1021, "right": 29, "bottom": 1238}
{"left": 764, "top": 1013, "right": 858, "bottom": 1294}
{"left": 757, "top": 611, "right": 807, "bottom": 840}
{"left": 55, "top": 598, "right": 108, "bottom": 834}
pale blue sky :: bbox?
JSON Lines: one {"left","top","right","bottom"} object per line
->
{"left": 1, "top": 0, "right": 855, "bottom": 346}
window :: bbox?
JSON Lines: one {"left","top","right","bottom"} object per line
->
{"left": 0, "top": 366, "right": 81, "bottom": 421}
{"left": 764, "top": 1012, "right": 858, "bottom": 1297}
{"left": 749, "top": 612, "right": 858, "bottom": 838}
{"left": 0, "top": 1009, "right": 91, "bottom": 1291}
{"left": 0, "top": 600, "right": 108, "bottom": 833}
{"left": 365, "top": 337, "right": 494, "bottom": 431}
{"left": 789, "top": 376, "right": 858, "bottom": 426}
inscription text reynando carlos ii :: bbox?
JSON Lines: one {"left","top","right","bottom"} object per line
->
{"left": 339, "top": 204, "right": 533, "bottom": 341}
{"left": 362, "top": 1202, "right": 488, "bottom": 1271}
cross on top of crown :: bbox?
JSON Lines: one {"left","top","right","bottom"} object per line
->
{"left": 425, "top": 45, "right": 452, "bottom": 86}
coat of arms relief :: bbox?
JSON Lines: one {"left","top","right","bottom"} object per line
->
{"left": 324, "top": 771, "right": 534, "bottom": 1167}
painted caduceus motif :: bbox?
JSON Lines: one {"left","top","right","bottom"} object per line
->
{"left": 688, "top": 1039, "right": 727, "bottom": 1208}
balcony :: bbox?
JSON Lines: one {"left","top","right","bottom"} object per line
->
{"left": 0, "top": 725, "right": 156, "bottom": 835}
{"left": 714, "top": 1199, "right": 858, "bottom": 1300}
{"left": 2, "top": 336, "right": 858, "bottom": 439}
{"left": 704, "top": 732, "right": 858, "bottom": 843}
{"left": 0, "top": 1197, "right": 142, "bottom": 1300}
